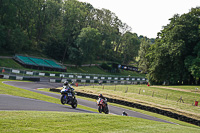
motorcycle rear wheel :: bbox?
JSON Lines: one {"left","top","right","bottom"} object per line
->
{"left": 105, "top": 109, "right": 109, "bottom": 114}
{"left": 104, "top": 106, "right": 109, "bottom": 114}
{"left": 71, "top": 98, "right": 78, "bottom": 109}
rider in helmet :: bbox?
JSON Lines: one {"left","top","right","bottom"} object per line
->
{"left": 63, "top": 81, "right": 70, "bottom": 88}
{"left": 98, "top": 94, "right": 105, "bottom": 100}
{"left": 122, "top": 111, "right": 128, "bottom": 116}
{"left": 63, "top": 81, "right": 75, "bottom": 96}
{"left": 98, "top": 94, "right": 107, "bottom": 105}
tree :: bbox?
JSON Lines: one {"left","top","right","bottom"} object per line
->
{"left": 121, "top": 32, "right": 140, "bottom": 64}
{"left": 62, "top": 0, "right": 93, "bottom": 63}
{"left": 0, "top": 0, "right": 143, "bottom": 67}
{"left": 75, "top": 27, "right": 101, "bottom": 65}
{"left": 146, "top": 7, "right": 200, "bottom": 85}
{"left": 138, "top": 38, "right": 151, "bottom": 73}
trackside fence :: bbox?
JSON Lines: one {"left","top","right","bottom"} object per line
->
{"left": 0, "top": 67, "right": 147, "bottom": 84}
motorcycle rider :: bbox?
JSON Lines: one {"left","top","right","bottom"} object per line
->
{"left": 98, "top": 94, "right": 107, "bottom": 106}
{"left": 63, "top": 81, "right": 75, "bottom": 96}
{"left": 97, "top": 93, "right": 109, "bottom": 114}
{"left": 122, "top": 111, "right": 128, "bottom": 116}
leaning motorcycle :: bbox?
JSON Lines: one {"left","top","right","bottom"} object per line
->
{"left": 60, "top": 87, "right": 78, "bottom": 109}
{"left": 97, "top": 98, "right": 109, "bottom": 114}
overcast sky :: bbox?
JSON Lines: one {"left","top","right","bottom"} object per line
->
{"left": 78, "top": 0, "right": 200, "bottom": 38}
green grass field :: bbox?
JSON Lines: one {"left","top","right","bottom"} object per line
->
{"left": 1, "top": 79, "right": 200, "bottom": 132}
{"left": 0, "top": 58, "right": 24, "bottom": 69}
{"left": 42, "top": 88, "right": 200, "bottom": 128}
{"left": 72, "top": 84, "right": 200, "bottom": 120}
{"left": 1, "top": 111, "right": 200, "bottom": 133}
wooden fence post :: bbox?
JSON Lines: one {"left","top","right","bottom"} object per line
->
{"left": 125, "top": 87, "right": 128, "bottom": 93}
{"left": 139, "top": 89, "right": 141, "bottom": 94}
{"left": 166, "top": 94, "right": 168, "bottom": 100}
{"left": 152, "top": 91, "right": 154, "bottom": 97}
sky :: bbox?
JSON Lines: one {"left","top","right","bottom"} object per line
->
{"left": 78, "top": 0, "right": 200, "bottom": 38}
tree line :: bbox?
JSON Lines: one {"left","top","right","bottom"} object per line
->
{"left": 1, "top": 0, "right": 199, "bottom": 85}
{"left": 138, "top": 7, "right": 200, "bottom": 85}
{"left": 0, "top": 0, "right": 149, "bottom": 66}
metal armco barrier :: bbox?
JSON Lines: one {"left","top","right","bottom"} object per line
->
{"left": 49, "top": 88, "right": 200, "bottom": 126}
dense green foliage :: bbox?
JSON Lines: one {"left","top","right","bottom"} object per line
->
{"left": 2, "top": 0, "right": 199, "bottom": 85}
{"left": 138, "top": 7, "right": 200, "bottom": 85}
{"left": 0, "top": 0, "right": 144, "bottom": 65}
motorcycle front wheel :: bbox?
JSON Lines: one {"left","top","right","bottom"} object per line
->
{"left": 98, "top": 106, "right": 102, "bottom": 113}
{"left": 61, "top": 95, "right": 66, "bottom": 105}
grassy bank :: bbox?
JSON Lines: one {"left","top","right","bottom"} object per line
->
{"left": 0, "top": 58, "right": 145, "bottom": 77}
{"left": 0, "top": 58, "right": 24, "bottom": 69}
{"left": 71, "top": 85, "right": 200, "bottom": 120}
{"left": 1, "top": 111, "right": 200, "bottom": 133}
{"left": 42, "top": 88, "right": 200, "bottom": 128}
{"left": 1, "top": 79, "right": 200, "bottom": 132}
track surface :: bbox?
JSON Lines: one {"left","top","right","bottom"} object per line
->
{"left": 2, "top": 81, "right": 175, "bottom": 124}
{"left": 0, "top": 94, "right": 92, "bottom": 113}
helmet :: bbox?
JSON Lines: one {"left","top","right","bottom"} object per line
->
{"left": 64, "top": 81, "right": 68, "bottom": 86}
{"left": 99, "top": 94, "right": 103, "bottom": 97}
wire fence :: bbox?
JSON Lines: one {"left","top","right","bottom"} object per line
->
{"left": 93, "top": 85, "right": 200, "bottom": 106}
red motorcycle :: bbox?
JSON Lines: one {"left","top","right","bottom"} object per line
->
{"left": 97, "top": 98, "right": 109, "bottom": 114}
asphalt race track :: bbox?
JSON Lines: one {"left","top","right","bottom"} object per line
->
{"left": 0, "top": 94, "right": 92, "bottom": 113}
{"left": 1, "top": 81, "right": 176, "bottom": 124}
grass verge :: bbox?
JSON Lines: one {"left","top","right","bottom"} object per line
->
{"left": 69, "top": 85, "right": 200, "bottom": 120}
{"left": 42, "top": 88, "right": 200, "bottom": 129}
{"left": 1, "top": 111, "right": 200, "bottom": 133}
{"left": 1, "top": 79, "right": 200, "bottom": 132}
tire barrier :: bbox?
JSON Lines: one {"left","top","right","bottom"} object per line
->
{"left": 0, "top": 67, "right": 146, "bottom": 83}
{"left": 0, "top": 74, "right": 146, "bottom": 84}
{"left": 0, "top": 74, "right": 40, "bottom": 82}
{"left": 49, "top": 88, "right": 200, "bottom": 126}
{"left": 49, "top": 78, "right": 146, "bottom": 85}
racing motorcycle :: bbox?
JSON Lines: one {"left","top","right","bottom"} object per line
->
{"left": 60, "top": 87, "right": 78, "bottom": 109}
{"left": 97, "top": 98, "right": 109, "bottom": 114}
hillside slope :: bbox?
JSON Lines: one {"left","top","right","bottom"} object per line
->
{"left": 0, "top": 58, "right": 145, "bottom": 77}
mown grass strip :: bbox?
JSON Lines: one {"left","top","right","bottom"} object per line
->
{"left": 1, "top": 111, "right": 200, "bottom": 133}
